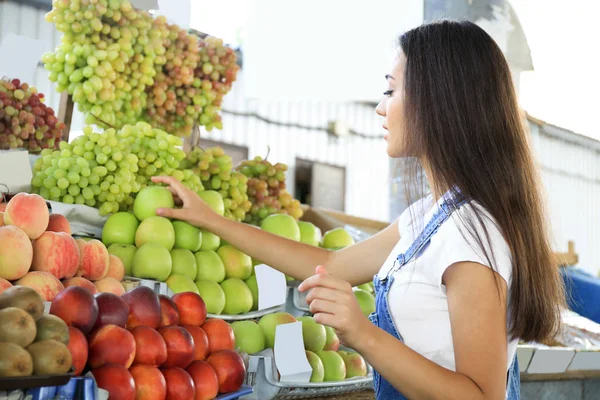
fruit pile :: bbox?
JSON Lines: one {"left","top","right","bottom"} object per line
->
{"left": 30, "top": 122, "right": 203, "bottom": 216}
{"left": 181, "top": 146, "right": 251, "bottom": 222}
{"left": 48, "top": 283, "right": 246, "bottom": 398}
{"left": 0, "top": 286, "right": 73, "bottom": 378}
{"left": 237, "top": 156, "right": 303, "bottom": 225}
{"left": 44, "top": 0, "right": 238, "bottom": 135}
{"left": 0, "top": 78, "right": 65, "bottom": 153}
{"left": 0, "top": 193, "right": 127, "bottom": 301}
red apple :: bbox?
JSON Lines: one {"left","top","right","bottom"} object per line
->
{"left": 62, "top": 277, "right": 98, "bottom": 295}
{"left": 130, "top": 365, "right": 167, "bottom": 400}
{"left": 158, "top": 294, "right": 180, "bottom": 328}
{"left": 93, "top": 292, "right": 130, "bottom": 331}
{"left": 131, "top": 326, "right": 168, "bottom": 367}
{"left": 46, "top": 213, "right": 71, "bottom": 234}
{"left": 202, "top": 319, "right": 235, "bottom": 353}
{"left": 49, "top": 285, "right": 99, "bottom": 334}
{"left": 183, "top": 325, "right": 209, "bottom": 361}
{"left": 67, "top": 327, "right": 88, "bottom": 376}
{"left": 186, "top": 361, "right": 218, "bottom": 400}
{"left": 161, "top": 367, "right": 196, "bottom": 400}
{"left": 172, "top": 292, "right": 206, "bottom": 326}
{"left": 92, "top": 364, "right": 136, "bottom": 400}
{"left": 158, "top": 326, "right": 195, "bottom": 369}
{"left": 88, "top": 324, "right": 136, "bottom": 369}
{"left": 207, "top": 350, "right": 246, "bottom": 393}
{"left": 121, "top": 286, "right": 161, "bottom": 329}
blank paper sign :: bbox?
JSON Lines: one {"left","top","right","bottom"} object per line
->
{"left": 0, "top": 34, "right": 46, "bottom": 84}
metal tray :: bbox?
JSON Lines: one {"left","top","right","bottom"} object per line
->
{"left": 207, "top": 303, "right": 287, "bottom": 321}
{"left": 243, "top": 350, "right": 373, "bottom": 399}
{"left": 0, "top": 369, "right": 74, "bottom": 391}
{"left": 291, "top": 287, "right": 310, "bottom": 313}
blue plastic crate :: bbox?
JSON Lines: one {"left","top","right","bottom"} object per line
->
{"left": 26, "top": 377, "right": 97, "bottom": 400}
{"left": 216, "top": 385, "right": 253, "bottom": 400}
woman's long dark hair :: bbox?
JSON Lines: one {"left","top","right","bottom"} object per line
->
{"left": 399, "top": 20, "right": 565, "bottom": 342}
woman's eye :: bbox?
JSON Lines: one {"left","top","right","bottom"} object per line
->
{"left": 383, "top": 90, "right": 393, "bottom": 97}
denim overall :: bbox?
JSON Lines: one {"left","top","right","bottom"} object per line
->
{"left": 368, "top": 193, "right": 520, "bottom": 399}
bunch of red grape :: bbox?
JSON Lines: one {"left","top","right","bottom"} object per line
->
{"left": 183, "top": 146, "right": 251, "bottom": 221}
{"left": 237, "top": 157, "right": 302, "bottom": 225}
{"left": 0, "top": 78, "right": 65, "bottom": 153}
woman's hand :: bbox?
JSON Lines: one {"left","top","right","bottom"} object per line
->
{"left": 298, "top": 266, "right": 374, "bottom": 349}
{"left": 151, "top": 176, "right": 221, "bottom": 229}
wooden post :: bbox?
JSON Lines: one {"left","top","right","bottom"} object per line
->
{"left": 57, "top": 92, "right": 74, "bottom": 142}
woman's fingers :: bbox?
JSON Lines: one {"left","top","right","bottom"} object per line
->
{"left": 151, "top": 176, "right": 188, "bottom": 197}
{"left": 305, "top": 287, "right": 342, "bottom": 305}
{"left": 299, "top": 272, "right": 352, "bottom": 293}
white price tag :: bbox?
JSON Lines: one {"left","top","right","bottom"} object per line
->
{"left": 0, "top": 150, "right": 33, "bottom": 193}
{"left": 255, "top": 264, "right": 287, "bottom": 310}
{"left": 130, "top": 0, "right": 159, "bottom": 11}
{"left": 274, "top": 321, "right": 312, "bottom": 383}
{"left": 155, "top": 0, "right": 191, "bottom": 30}
{"left": 0, "top": 33, "right": 46, "bottom": 84}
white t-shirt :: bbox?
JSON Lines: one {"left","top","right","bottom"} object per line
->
{"left": 377, "top": 194, "right": 518, "bottom": 372}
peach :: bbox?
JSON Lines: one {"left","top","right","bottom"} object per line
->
{"left": 93, "top": 293, "right": 130, "bottom": 331}
{"left": 67, "top": 326, "right": 88, "bottom": 376}
{"left": 207, "top": 350, "right": 246, "bottom": 393}
{"left": 0, "top": 211, "right": 4, "bottom": 227}
{"left": 46, "top": 214, "right": 71, "bottom": 234}
{"left": 183, "top": 325, "right": 209, "bottom": 361}
{"left": 76, "top": 239, "right": 109, "bottom": 281}
{"left": 130, "top": 365, "right": 167, "bottom": 400}
{"left": 50, "top": 285, "right": 99, "bottom": 334}
{"left": 62, "top": 277, "right": 98, "bottom": 295}
{"left": 158, "top": 326, "right": 195, "bottom": 369}
{"left": 91, "top": 364, "right": 136, "bottom": 400}
{"left": 3, "top": 193, "right": 49, "bottom": 239}
{"left": 121, "top": 286, "right": 161, "bottom": 330}
{"left": 172, "top": 292, "right": 206, "bottom": 326}
{"left": 0, "top": 203, "right": 6, "bottom": 212}
{"left": 106, "top": 255, "right": 125, "bottom": 281}
{"left": 158, "top": 294, "right": 180, "bottom": 328}
{"left": 0, "top": 225, "right": 33, "bottom": 281}
{"left": 161, "top": 367, "right": 196, "bottom": 400}
{"left": 131, "top": 326, "right": 168, "bottom": 367}
{"left": 0, "top": 278, "right": 12, "bottom": 294}
{"left": 88, "top": 324, "right": 136, "bottom": 369}
{"left": 202, "top": 319, "right": 235, "bottom": 354}
{"left": 186, "top": 361, "right": 218, "bottom": 400}
{"left": 15, "top": 271, "right": 64, "bottom": 301}
{"left": 94, "top": 277, "right": 125, "bottom": 296}
{"left": 31, "top": 232, "right": 80, "bottom": 279}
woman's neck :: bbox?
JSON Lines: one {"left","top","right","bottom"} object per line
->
{"left": 420, "top": 158, "right": 446, "bottom": 202}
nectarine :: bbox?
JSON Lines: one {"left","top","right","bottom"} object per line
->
{"left": 130, "top": 365, "right": 167, "bottom": 400}
{"left": 186, "top": 361, "right": 218, "bottom": 400}
{"left": 172, "top": 292, "right": 206, "bottom": 326}
{"left": 50, "top": 285, "right": 99, "bottom": 334}
{"left": 158, "top": 294, "right": 180, "bottom": 328}
{"left": 93, "top": 292, "right": 130, "bottom": 331}
{"left": 161, "top": 367, "right": 196, "bottom": 400}
{"left": 183, "top": 325, "right": 209, "bottom": 361}
{"left": 91, "top": 364, "right": 136, "bottom": 400}
{"left": 131, "top": 326, "right": 168, "bottom": 367}
{"left": 158, "top": 326, "right": 195, "bottom": 369}
{"left": 121, "top": 286, "right": 161, "bottom": 330}
{"left": 67, "top": 326, "right": 88, "bottom": 376}
{"left": 207, "top": 350, "right": 246, "bottom": 393}
{"left": 88, "top": 324, "right": 136, "bottom": 369}
{"left": 202, "top": 319, "right": 235, "bottom": 354}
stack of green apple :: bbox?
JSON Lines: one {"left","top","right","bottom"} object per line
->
{"left": 231, "top": 312, "right": 368, "bottom": 382}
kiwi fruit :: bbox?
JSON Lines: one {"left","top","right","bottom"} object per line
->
{"left": 0, "top": 342, "right": 33, "bottom": 377}
{"left": 0, "top": 286, "right": 45, "bottom": 321}
{"left": 0, "top": 307, "right": 37, "bottom": 347}
{"left": 35, "top": 314, "right": 70, "bottom": 345}
{"left": 27, "top": 339, "right": 72, "bottom": 375}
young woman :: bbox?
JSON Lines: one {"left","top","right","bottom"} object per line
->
{"left": 152, "top": 20, "right": 565, "bottom": 400}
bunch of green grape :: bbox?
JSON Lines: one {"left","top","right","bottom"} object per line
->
{"left": 183, "top": 146, "right": 250, "bottom": 221}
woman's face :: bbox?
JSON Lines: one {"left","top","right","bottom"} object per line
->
{"left": 376, "top": 53, "right": 406, "bottom": 158}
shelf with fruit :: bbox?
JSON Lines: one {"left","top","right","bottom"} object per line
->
{"left": 43, "top": 0, "right": 238, "bottom": 138}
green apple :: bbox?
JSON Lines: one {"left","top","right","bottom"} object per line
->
{"left": 231, "top": 320, "right": 265, "bottom": 354}
{"left": 172, "top": 221, "right": 202, "bottom": 252}
{"left": 297, "top": 316, "right": 327, "bottom": 353}
{"left": 260, "top": 214, "right": 300, "bottom": 241}
{"left": 195, "top": 280, "right": 226, "bottom": 314}
{"left": 107, "top": 243, "right": 137, "bottom": 276}
{"left": 339, "top": 350, "right": 367, "bottom": 378}
{"left": 321, "top": 227, "right": 355, "bottom": 250}
{"left": 297, "top": 221, "right": 321, "bottom": 246}
{"left": 170, "top": 249, "right": 197, "bottom": 280}
{"left": 244, "top": 274, "right": 259, "bottom": 311}
{"left": 317, "top": 350, "right": 346, "bottom": 381}
{"left": 217, "top": 245, "right": 252, "bottom": 280}
{"left": 133, "top": 186, "right": 175, "bottom": 221}
{"left": 220, "top": 278, "right": 253, "bottom": 315}
{"left": 258, "top": 312, "right": 297, "bottom": 349}
{"left": 199, "top": 190, "right": 225, "bottom": 216}
{"left": 132, "top": 243, "right": 172, "bottom": 282}
{"left": 102, "top": 212, "right": 139, "bottom": 246}
{"left": 323, "top": 326, "right": 340, "bottom": 351}
{"left": 199, "top": 230, "right": 220, "bottom": 251}
{"left": 195, "top": 250, "right": 226, "bottom": 282}
{"left": 166, "top": 274, "right": 199, "bottom": 294}
{"left": 305, "top": 350, "right": 325, "bottom": 382}
{"left": 354, "top": 289, "right": 375, "bottom": 316}
{"left": 135, "top": 216, "right": 175, "bottom": 250}
{"left": 357, "top": 283, "right": 374, "bottom": 294}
